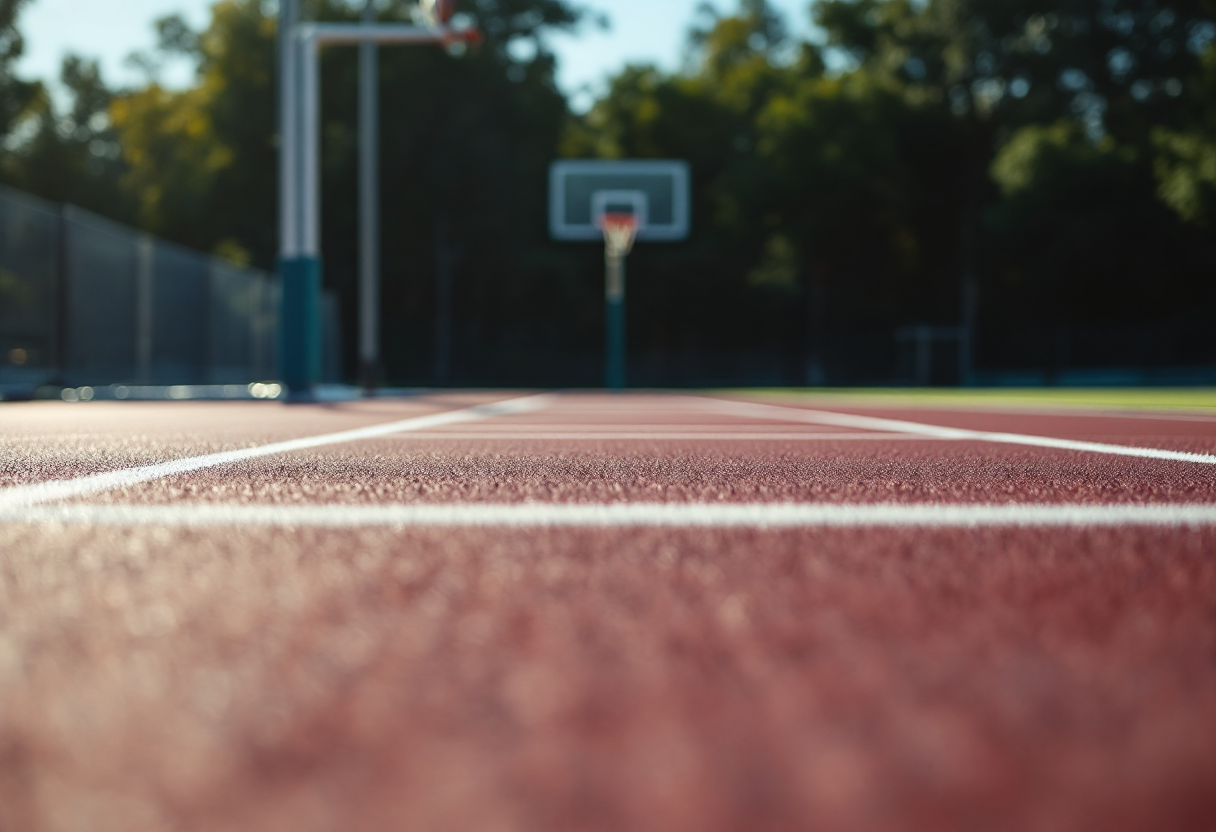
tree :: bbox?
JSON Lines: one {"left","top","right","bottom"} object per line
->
{"left": 757, "top": 66, "right": 971, "bottom": 379}
{"left": 8, "top": 0, "right": 1215, "bottom": 383}
{"left": 816, "top": 0, "right": 1216, "bottom": 142}
{"left": 109, "top": 1, "right": 277, "bottom": 263}
{"left": 0, "top": 0, "right": 38, "bottom": 148}
{"left": 810, "top": 0, "right": 1216, "bottom": 376}
{"left": 1156, "top": 128, "right": 1216, "bottom": 228}
{"left": 1154, "top": 43, "right": 1216, "bottom": 229}
{"left": 1, "top": 55, "right": 131, "bottom": 216}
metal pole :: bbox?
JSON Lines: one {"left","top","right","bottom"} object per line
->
{"left": 277, "top": 0, "right": 322, "bottom": 396}
{"left": 136, "top": 234, "right": 153, "bottom": 383}
{"left": 960, "top": 275, "right": 977, "bottom": 385}
{"left": 358, "top": 0, "right": 380, "bottom": 390}
{"left": 434, "top": 211, "right": 452, "bottom": 384}
{"left": 605, "top": 252, "right": 625, "bottom": 389}
{"left": 278, "top": 0, "right": 298, "bottom": 260}
{"left": 301, "top": 32, "right": 320, "bottom": 259}
{"left": 51, "top": 204, "right": 71, "bottom": 384}
{"left": 204, "top": 259, "right": 218, "bottom": 384}
{"left": 917, "top": 325, "right": 931, "bottom": 386}
{"left": 276, "top": 25, "right": 323, "bottom": 396}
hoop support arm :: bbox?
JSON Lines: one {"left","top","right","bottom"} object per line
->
{"left": 299, "top": 23, "right": 482, "bottom": 47}
{"left": 296, "top": 22, "right": 482, "bottom": 257}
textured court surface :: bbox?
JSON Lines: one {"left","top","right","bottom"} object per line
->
{"left": 1, "top": 392, "right": 1215, "bottom": 832}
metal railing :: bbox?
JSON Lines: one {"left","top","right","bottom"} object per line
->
{"left": 0, "top": 186, "right": 278, "bottom": 392}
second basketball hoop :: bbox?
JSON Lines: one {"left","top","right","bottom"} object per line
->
{"left": 550, "top": 160, "right": 690, "bottom": 389}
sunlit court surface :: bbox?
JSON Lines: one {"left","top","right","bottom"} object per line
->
{"left": 3, "top": 0, "right": 1216, "bottom": 826}
{"left": 1, "top": 391, "right": 1215, "bottom": 831}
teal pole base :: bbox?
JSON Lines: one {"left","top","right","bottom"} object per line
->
{"left": 606, "top": 295, "right": 625, "bottom": 390}
{"left": 277, "top": 256, "right": 323, "bottom": 398}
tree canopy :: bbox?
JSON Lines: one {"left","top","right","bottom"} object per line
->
{"left": 1, "top": 0, "right": 1213, "bottom": 385}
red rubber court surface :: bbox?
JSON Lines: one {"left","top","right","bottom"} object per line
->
{"left": 1, "top": 392, "right": 1215, "bottom": 832}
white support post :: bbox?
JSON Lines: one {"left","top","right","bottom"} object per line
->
{"left": 277, "top": 0, "right": 322, "bottom": 396}
{"left": 359, "top": 0, "right": 380, "bottom": 389}
{"left": 605, "top": 252, "right": 625, "bottom": 389}
{"left": 278, "top": 0, "right": 298, "bottom": 260}
{"left": 300, "top": 30, "right": 321, "bottom": 259}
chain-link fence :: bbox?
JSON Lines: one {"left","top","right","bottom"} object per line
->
{"left": 0, "top": 186, "right": 278, "bottom": 392}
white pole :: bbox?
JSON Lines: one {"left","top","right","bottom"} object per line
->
{"left": 300, "top": 28, "right": 320, "bottom": 258}
{"left": 278, "top": 0, "right": 298, "bottom": 258}
{"left": 277, "top": 21, "right": 322, "bottom": 396}
{"left": 358, "top": 0, "right": 380, "bottom": 388}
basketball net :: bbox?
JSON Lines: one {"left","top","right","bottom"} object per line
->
{"left": 599, "top": 213, "right": 639, "bottom": 259}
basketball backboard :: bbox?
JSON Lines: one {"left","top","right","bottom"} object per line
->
{"left": 549, "top": 160, "right": 690, "bottom": 242}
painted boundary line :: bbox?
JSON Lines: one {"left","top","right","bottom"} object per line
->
{"left": 699, "top": 398, "right": 1216, "bottom": 466}
{"left": 3, "top": 502, "right": 1216, "bottom": 528}
{"left": 384, "top": 432, "right": 940, "bottom": 441}
{"left": 719, "top": 401, "right": 1216, "bottom": 424}
{"left": 0, "top": 394, "right": 554, "bottom": 510}
{"left": 902, "top": 404, "right": 1216, "bottom": 424}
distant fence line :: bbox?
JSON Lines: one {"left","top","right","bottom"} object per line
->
{"left": 0, "top": 186, "right": 278, "bottom": 391}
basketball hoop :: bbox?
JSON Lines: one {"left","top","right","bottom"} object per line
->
{"left": 551, "top": 160, "right": 691, "bottom": 391}
{"left": 599, "top": 212, "right": 639, "bottom": 259}
{"left": 420, "top": 0, "right": 458, "bottom": 24}
{"left": 442, "top": 26, "right": 483, "bottom": 48}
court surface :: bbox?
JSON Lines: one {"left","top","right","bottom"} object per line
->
{"left": 1, "top": 391, "right": 1214, "bottom": 832}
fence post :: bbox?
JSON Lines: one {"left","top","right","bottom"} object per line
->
{"left": 250, "top": 273, "right": 263, "bottom": 381}
{"left": 916, "top": 325, "right": 931, "bottom": 386}
{"left": 50, "top": 204, "right": 72, "bottom": 385}
{"left": 206, "top": 259, "right": 220, "bottom": 384}
{"left": 136, "top": 234, "right": 154, "bottom": 384}
{"left": 254, "top": 272, "right": 264, "bottom": 382}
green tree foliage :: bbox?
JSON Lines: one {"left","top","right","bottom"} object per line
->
{"left": 1, "top": 55, "right": 131, "bottom": 214}
{"left": 1153, "top": 42, "right": 1216, "bottom": 228}
{"left": 0, "top": 0, "right": 38, "bottom": 145}
{"left": 3, "top": 0, "right": 1214, "bottom": 383}
{"left": 988, "top": 123, "right": 1198, "bottom": 322}
{"left": 0, "top": 0, "right": 133, "bottom": 213}
{"left": 817, "top": 0, "right": 1216, "bottom": 140}
{"left": 109, "top": 1, "right": 277, "bottom": 263}
{"left": 568, "top": 0, "right": 1216, "bottom": 381}
{"left": 1156, "top": 126, "right": 1216, "bottom": 226}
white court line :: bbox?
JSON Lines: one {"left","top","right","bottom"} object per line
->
{"left": 699, "top": 398, "right": 1216, "bottom": 466}
{"left": 2, "top": 501, "right": 1215, "bottom": 528}
{"left": 848, "top": 403, "right": 1216, "bottom": 424}
{"left": 0, "top": 394, "right": 554, "bottom": 510}
{"left": 404, "top": 424, "right": 857, "bottom": 430}
{"left": 903, "top": 405, "right": 1216, "bottom": 424}
{"left": 385, "top": 432, "right": 937, "bottom": 440}
{"left": 731, "top": 401, "right": 1216, "bottom": 424}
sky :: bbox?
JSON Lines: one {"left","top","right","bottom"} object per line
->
{"left": 15, "top": 0, "right": 818, "bottom": 110}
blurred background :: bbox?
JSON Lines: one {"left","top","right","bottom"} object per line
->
{"left": 1, "top": 0, "right": 1214, "bottom": 391}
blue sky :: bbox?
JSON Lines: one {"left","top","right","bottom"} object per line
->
{"left": 16, "top": 0, "right": 818, "bottom": 109}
